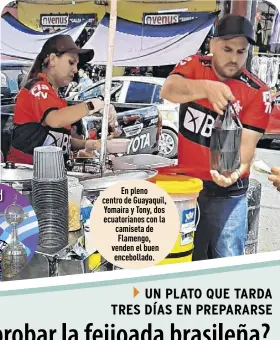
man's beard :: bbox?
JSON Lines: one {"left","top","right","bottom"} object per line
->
{"left": 212, "top": 60, "right": 243, "bottom": 79}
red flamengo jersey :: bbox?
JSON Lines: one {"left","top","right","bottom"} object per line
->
{"left": 10, "top": 73, "right": 71, "bottom": 162}
{"left": 14, "top": 73, "right": 68, "bottom": 126}
{"left": 170, "top": 55, "right": 271, "bottom": 181}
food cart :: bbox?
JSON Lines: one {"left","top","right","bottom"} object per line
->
{"left": 0, "top": 0, "right": 203, "bottom": 281}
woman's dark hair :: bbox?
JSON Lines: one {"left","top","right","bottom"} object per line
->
{"left": 25, "top": 51, "right": 63, "bottom": 86}
{"left": 23, "top": 34, "right": 94, "bottom": 87}
{"left": 25, "top": 54, "right": 44, "bottom": 83}
{"left": 24, "top": 36, "right": 65, "bottom": 85}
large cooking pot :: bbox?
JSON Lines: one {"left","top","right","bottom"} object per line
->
{"left": 0, "top": 162, "right": 34, "bottom": 204}
{"left": 111, "top": 154, "right": 176, "bottom": 171}
{"left": 80, "top": 169, "right": 157, "bottom": 204}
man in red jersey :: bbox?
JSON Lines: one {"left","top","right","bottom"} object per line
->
{"left": 161, "top": 15, "right": 272, "bottom": 260}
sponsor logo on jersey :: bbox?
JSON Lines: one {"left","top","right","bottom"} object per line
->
{"left": 31, "top": 84, "right": 49, "bottom": 99}
{"left": 262, "top": 91, "right": 272, "bottom": 114}
{"left": 43, "top": 131, "right": 71, "bottom": 154}
{"left": 231, "top": 100, "right": 243, "bottom": 115}
{"left": 179, "top": 103, "right": 216, "bottom": 147}
{"left": 176, "top": 57, "right": 192, "bottom": 67}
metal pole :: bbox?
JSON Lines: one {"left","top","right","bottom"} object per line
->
{"left": 230, "top": 0, "right": 247, "bottom": 15}
{"left": 99, "top": 0, "right": 118, "bottom": 171}
{"left": 247, "top": 0, "right": 258, "bottom": 71}
{"left": 250, "top": 0, "right": 258, "bottom": 25}
{"left": 230, "top": 0, "right": 256, "bottom": 70}
{"left": 220, "top": 0, "right": 231, "bottom": 17}
{"left": 246, "top": 0, "right": 253, "bottom": 19}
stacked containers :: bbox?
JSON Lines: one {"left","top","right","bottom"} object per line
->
{"left": 67, "top": 177, "right": 83, "bottom": 232}
{"left": 32, "top": 146, "right": 68, "bottom": 254}
{"left": 148, "top": 173, "right": 203, "bottom": 264}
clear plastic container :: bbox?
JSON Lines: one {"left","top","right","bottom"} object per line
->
{"left": 67, "top": 177, "right": 83, "bottom": 232}
{"left": 80, "top": 197, "right": 94, "bottom": 252}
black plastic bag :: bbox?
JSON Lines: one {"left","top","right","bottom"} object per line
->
{"left": 210, "top": 102, "right": 243, "bottom": 175}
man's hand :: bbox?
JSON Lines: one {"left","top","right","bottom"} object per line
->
{"left": 210, "top": 170, "right": 239, "bottom": 187}
{"left": 268, "top": 167, "right": 280, "bottom": 192}
{"left": 205, "top": 81, "right": 235, "bottom": 115}
{"left": 161, "top": 76, "right": 235, "bottom": 107}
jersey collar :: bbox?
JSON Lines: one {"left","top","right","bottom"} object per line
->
{"left": 37, "top": 72, "right": 56, "bottom": 88}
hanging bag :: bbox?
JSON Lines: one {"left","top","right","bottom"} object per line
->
{"left": 210, "top": 102, "right": 243, "bottom": 176}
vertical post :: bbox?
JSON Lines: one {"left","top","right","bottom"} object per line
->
{"left": 245, "top": 179, "right": 262, "bottom": 254}
{"left": 220, "top": 0, "right": 231, "bottom": 17}
{"left": 247, "top": 0, "right": 258, "bottom": 71}
{"left": 230, "top": 0, "right": 247, "bottom": 16}
{"left": 251, "top": 0, "right": 258, "bottom": 23}
{"left": 230, "top": 1, "right": 256, "bottom": 71}
{"left": 230, "top": 0, "right": 255, "bottom": 25}
{"left": 99, "top": 0, "right": 118, "bottom": 171}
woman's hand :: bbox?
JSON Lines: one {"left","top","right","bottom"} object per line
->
{"left": 268, "top": 167, "right": 280, "bottom": 192}
{"left": 85, "top": 139, "right": 101, "bottom": 152}
{"left": 108, "top": 104, "right": 117, "bottom": 127}
{"left": 107, "top": 128, "right": 122, "bottom": 140}
{"left": 86, "top": 98, "right": 105, "bottom": 113}
{"left": 100, "top": 104, "right": 118, "bottom": 127}
{"left": 86, "top": 100, "right": 117, "bottom": 127}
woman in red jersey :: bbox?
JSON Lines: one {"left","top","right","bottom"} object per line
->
{"left": 7, "top": 34, "right": 116, "bottom": 164}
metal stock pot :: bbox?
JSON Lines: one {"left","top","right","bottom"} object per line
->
{"left": 0, "top": 162, "right": 34, "bottom": 204}
{"left": 79, "top": 169, "right": 157, "bottom": 204}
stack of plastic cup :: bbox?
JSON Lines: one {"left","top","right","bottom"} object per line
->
{"left": 32, "top": 146, "right": 68, "bottom": 254}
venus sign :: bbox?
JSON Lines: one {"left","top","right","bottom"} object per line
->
{"left": 144, "top": 14, "right": 179, "bottom": 26}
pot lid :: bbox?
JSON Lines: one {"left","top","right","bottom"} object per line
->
{"left": 0, "top": 162, "right": 33, "bottom": 182}
{"left": 67, "top": 172, "right": 100, "bottom": 181}
{"left": 80, "top": 169, "right": 157, "bottom": 191}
